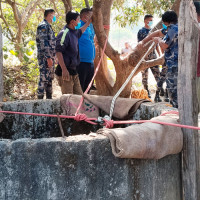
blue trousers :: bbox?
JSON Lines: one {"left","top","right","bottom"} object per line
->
{"left": 77, "top": 62, "right": 94, "bottom": 92}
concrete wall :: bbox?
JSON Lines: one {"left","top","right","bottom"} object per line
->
{"left": 0, "top": 136, "right": 181, "bottom": 200}
{"left": 0, "top": 99, "right": 97, "bottom": 139}
{"left": 0, "top": 99, "right": 176, "bottom": 139}
{"left": 0, "top": 100, "right": 181, "bottom": 200}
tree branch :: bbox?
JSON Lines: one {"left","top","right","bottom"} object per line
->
{"left": 21, "top": 0, "right": 42, "bottom": 29}
{"left": 50, "top": 0, "right": 60, "bottom": 17}
{"left": 0, "top": 2, "right": 15, "bottom": 41}
{"left": 61, "top": 0, "right": 72, "bottom": 13}
{"left": 136, "top": 55, "right": 165, "bottom": 75}
{"left": 84, "top": 0, "right": 90, "bottom": 8}
{"left": 6, "top": 0, "right": 21, "bottom": 25}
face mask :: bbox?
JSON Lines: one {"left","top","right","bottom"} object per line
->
{"left": 148, "top": 21, "right": 153, "bottom": 27}
{"left": 75, "top": 22, "right": 81, "bottom": 29}
{"left": 162, "top": 23, "right": 168, "bottom": 30}
{"left": 52, "top": 16, "right": 56, "bottom": 23}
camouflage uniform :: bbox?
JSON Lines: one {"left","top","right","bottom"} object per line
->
{"left": 137, "top": 27, "right": 160, "bottom": 89}
{"left": 36, "top": 19, "right": 56, "bottom": 99}
{"left": 161, "top": 24, "right": 178, "bottom": 108}
{"left": 157, "top": 63, "right": 168, "bottom": 89}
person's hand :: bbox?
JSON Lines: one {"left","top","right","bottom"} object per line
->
{"left": 54, "top": 56, "right": 58, "bottom": 65}
{"left": 87, "top": 15, "right": 92, "bottom": 24}
{"left": 62, "top": 68, "right": 70, "bottom": 81}
{"left": 47, "top": 58, "right": 53, "bottom": 68}
{"left": 153, "top": 37, "right": 161, "bottom": 44}
{"left": 137, "top": 41, "right": 144, "bottom": 49}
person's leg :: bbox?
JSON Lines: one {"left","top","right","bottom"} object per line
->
{"left": 46, "top": 80, "right": 53, "bottom": 99}
{"left": 84, "top": 63, "right": 94, "bottom": 92}
{"left": 142, "top": 69, "right": 151, "bottom": 97}
{"left": 150, "top": 65, "right": 160, "bottom": 83}
{"left": 45, "top": 66, "right": 54, "bottom": 99}
{"left": 73, "top": 74, "right": 83, "bottom": 95}
{"left": 56, "top": 75, "right": 73, "bottom": 94}
{"left": 37, "top": 65, "right": 47, "bottom": 99}
{"left": 77, "top": 62, "right": 88, "bottom": 92}
{"left": 150, "top": 65, "right": 161, "bottom": 102}
{"left": 166, "top": 69, "right": 178, "bottom": 108}
{"left": 158, "top": 65, "right": 168, "bottom": 96}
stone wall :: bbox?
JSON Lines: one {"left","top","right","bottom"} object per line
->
{"left": 0, "top": 100, "right": 181, "bottom": 200}
{"left": 0, "top": 99, "right": 176, "bottom": 139}
{"left": 0, "top": 99, "right": 98, "bottom": 139}
{"left": 0, "top": 136, "right": 181, "bottom": 200}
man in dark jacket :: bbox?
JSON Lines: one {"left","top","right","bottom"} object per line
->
{"left": 55, "top": 11, "right": 92, "bottom": 94}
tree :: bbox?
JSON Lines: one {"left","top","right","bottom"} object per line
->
{"left": 92, "top": 0, "right": 181, "bottom": 97}
{"left": 0, "top": 0, "right": 180, "bottom": 98}
{"left": 0, "top": 0, "right": 42, "bottom": 60}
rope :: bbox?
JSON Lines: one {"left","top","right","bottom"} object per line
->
{"left": 160, "top": 111, "right": 179, "bottom": 116}
{"left": 0, "top": 111, "right": 97, "bottom": 125}
{"left": 75, "top": 35, "right": 109, "bottom": 116}
{"left": 109, "top": 42, "right": 155, "bottom": 118}
{"left": 1, "top": 110, "right": 200, "bottom": 131}
{"left": 103, "top": 25, "right": 110, "bottom": 30}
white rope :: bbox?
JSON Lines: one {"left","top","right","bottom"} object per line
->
{"left": 109, "top": 42, "right": 155, "bottom": 118}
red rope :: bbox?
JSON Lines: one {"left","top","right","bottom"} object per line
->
{"left": 1, "top": 110, "right": 200, "bottom": 131}
{"left": 160, "top": 111, "right": 179, "bottom": 116}
{"left": 0, "top": 111, "right": 97, "bottom": 125}
{"left": 75, "top": 35, "right": 109, "bottom": 116}
{"left": 103, "top": 25, "right": 110, "bottom": 30}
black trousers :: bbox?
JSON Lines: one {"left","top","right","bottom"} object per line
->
{"left": 77, "top": 62, "right": 94, "bottom": 92}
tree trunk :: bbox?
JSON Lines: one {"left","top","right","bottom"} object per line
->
{"left": 0, "top": 25, "right": 3, "bottom": 101}
{"left": 61, "top": 0, "right": 72, "bottom": 13}
{"left": 15, "top": 27, "right": 23, "bottom": 61}
{"left": 93, "top": 0, "right": 164, "bottom": 97}
{"left": 178, "top": 0, "right": 200, "bottom": 199}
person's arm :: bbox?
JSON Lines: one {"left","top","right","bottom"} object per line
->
{"left": 56, "top": 52, "right": 70, "bottom": 81}
{"left": 153, "top": 27, "right": 177, "bottom": 51}
{"left": 141, "top": 30, "right": 164, "bottom": 44}
{"left": 80, "top": 17, "right": 92, "bottom": 33}
{"left": 55, "top": 31, "right": 70, "bottom": 81}
{"left": 153, "top": 37, "right": 169, "bottom": 51}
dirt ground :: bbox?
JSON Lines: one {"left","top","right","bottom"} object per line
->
{"left": 52, "top": 69, "right": 164, "bottom": 100}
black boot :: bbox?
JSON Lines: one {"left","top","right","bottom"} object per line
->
{"left": 46, "top": 93, "right": 52, "bottom": 99}
{"left": 144, "top": 86, "right": 151, "bottom": 98}
{"left": 38, "top": 95, "right": 44, "bottom": 99}
{"left": 154, "top": 90, "right": 162, "bottom": 102}
{"left": 147, "top": 89, "right": 151, "bottom": 98}
{"left": 160, "top": 88, "right": 165, "bottom": 96}
{"left": 164, "top": 89, "right": 170, "bottom": 102}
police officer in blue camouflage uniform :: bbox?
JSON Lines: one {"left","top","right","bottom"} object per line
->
{"left": 139, "top": 11, "right": 178, "bottom": 108}
{"left": 137, "top": 15, "right": 160, "bottom": 99}
{"left": 36, "top": 8, "right": 56, "bottom": 99}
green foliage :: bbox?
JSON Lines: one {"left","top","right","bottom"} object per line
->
{"left": 3, "top": 59, "right": 39, "bottom": 100}
{"left": 0, "top": 0, "right": 176, "bottom": 100}
{"left": 113, "top": 0, "right": 175, "bottom": 27}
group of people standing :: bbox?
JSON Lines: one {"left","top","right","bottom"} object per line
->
{"left": 36, "top": 2, "right": 200, "bottom": 110}
{"left": 137, "top": 12, "right": 178, "bottom": 107}
{"left": 36, "top": 8, "right": 95, "bottom": 99}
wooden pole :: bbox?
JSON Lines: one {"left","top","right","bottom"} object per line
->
{"left": 178, "top": 0, "right": 200, "bottom": 199}
{"left": 0, "top": 25, "right": 3, "bottom": 102}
